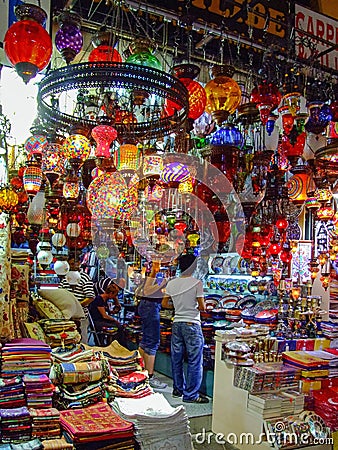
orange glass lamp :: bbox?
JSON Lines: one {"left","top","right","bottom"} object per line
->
{"left": 0, "top": 186, "right": 19, "bottom": 213}
{"left": 205, "top": 65, "right": 241, "bottom": 125}
{"left": 291, "top": 286, "right": 301, "bottom": 301}
{"left": 318, "top": 252, "right": 329, "bottom": 266}
{"left": 287, "top": 166, "right": 311, "bottom": 205}
{"left": 320, "top": 273, "right": 331, "bottom": 291}
{"left": 92, "top": 125, "right": 117, "bottom": 158}
{"left": 309, "top": 259, "right": 320, "bottom": 283}
{"left": 316, "top": 205, "right": 335, "bottom": 221}
{"left": 41, "top": 143, "right": 64, "bottom": 189}
{"left": 23, "top": 161, "right": 43, "bottom": 196}
{"left": 4, "top": 4, "right": 52, "bottom": 83}
{"left": 114, "top": 143, "right": 140, "bottom": 172}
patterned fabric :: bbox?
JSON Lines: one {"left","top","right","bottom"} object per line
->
{"left": 0, "top": 216, "right": 14, "bottom": 340}
{"left": 24, "top": 323, "right": 47, "bottom": 342}
{"left": 38, "top": 289, "right": 85, "bottom": 320}
{"left": 33, "top": 296, "right": 64, "bottom": 320}
{"left": 50, "top": 359, "right": 110, "bottom": 384}
{"left": 54, "top": 382, "right": 104, "bottom": 410}
{"left": 59, "top": 402, "right": 133, "bottom": 441}
{"left": 41, "top": 438, "right": 73, "bottom": 449}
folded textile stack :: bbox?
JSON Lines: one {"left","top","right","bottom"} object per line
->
{"left": 39, "top": 320, "right": 81, "bottom": 348}
{"left": 30, "top": 407, "right": 61, "bottom": 440}
{"left": 1, "top": 339, "right": 52, "bottom": 378}
{"left": 41, "top": 437, "right": 73, "bottom": 449}
{"left": 23, "top": 374, "right": 54, "bottom": 409}
{"left": 59, "top": 402, "right": 134, "bottom": 449}
{"left": 112, "top": 393, "right": 193, "bottom": 450}
{"left": 108, "top": 371, "right": 152, "bottom": 399}
{"left": 321, "top": 320, "right": 338, "bottom": 338}
{"left": 0, "top": 376, "right": 25, "bottom": 408}
{"left": 50, "top": 357, "right": 110, "bottom": 410}
{"left": 0, "top": 406, "right": 31, "bottom": 443}
{"left": 52, "top": 346, "right": 94, "bottom": 364}
{"left": 83, "top": 341, "right": 142, "bottom": 376}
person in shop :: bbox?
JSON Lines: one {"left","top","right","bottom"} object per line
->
{"left": 89, "top": 281, "right": 127, "bottom": 346}
{"left": 59, "top": 254, "right": 95, "bottom": 344}
{"left": 136, "top": 261, "right": 168, "bottom": 389}
{"left": 162, "top": 253, "right": 209, "bottom": 403}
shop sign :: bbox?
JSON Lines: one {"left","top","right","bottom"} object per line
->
{"left": 295, "top": 4, "right": 338, "bottom": 70}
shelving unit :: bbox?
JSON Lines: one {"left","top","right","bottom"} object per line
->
{"left": 212, "top": 337, "right": 332, "bottom": 450}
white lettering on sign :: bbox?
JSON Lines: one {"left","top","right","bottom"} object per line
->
{"left": 295, "top": 4, "right": 338, "bottom": 70}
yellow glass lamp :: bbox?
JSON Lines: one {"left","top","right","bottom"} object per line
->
{"left": 114, "top": 143, "right": 140, "bottom": 172}
{"left": 205, "top": 65, "right": 241, "bottom": 125}
{"left": 187, "top": 231, "right": 200, "bottom": 247}
{"left": 0, "top": 186, "right": 19, "bottom": 213}
{"left": 63, "top": 133, "right": 91, "bottom": 170}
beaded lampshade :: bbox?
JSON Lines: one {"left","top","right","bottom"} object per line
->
{"left": 87, "top": 171, "right": 138, "bottom": 220}
{"left": 41, "top": 143, "right": 64, "bottom": 187}
{"left": 178, "top": 177, "right": 194, "bottom": 193}
{"left": 63, "top": 175, "right": 80, "bottom": 200}
{"left": 24, "top": 134, "right": 48, "bottom": 157}
{"left": 62, "top": 134, "right": 91, "bottom": 166}
{"left": 23, "top": 163, "right": 43, "bottom": 195}
{"left": 92, "top": 125, "right": 117, "bottom": 158}
{"left": 161, "top": 162, "right": 190, "bottom": 183}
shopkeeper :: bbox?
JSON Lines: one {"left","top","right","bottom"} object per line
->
{"left": 89, "top": 282, "right": 126, "bottom": 346}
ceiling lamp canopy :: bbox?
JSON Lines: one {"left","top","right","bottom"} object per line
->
{"left": 4, "top": 4, "right": 52, "bottom": 83}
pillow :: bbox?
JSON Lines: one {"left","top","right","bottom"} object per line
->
{"left": 38, "top": 289, "right": 85, "bottom": 319}
{"left": 24, "top": 322, "right": 46, "bottom": 342}
{"left": 33, "top": 297, "right": 64, "bottom": 320}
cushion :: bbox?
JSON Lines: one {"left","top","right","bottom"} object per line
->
{"left": 24, "top": 322, "right": 46, "bottom": 342}
{"left": 38, "top": 289, "right": 85, "bottom": 319}
{"left": 33, "top": 297, "right": 64, "bottom": 320}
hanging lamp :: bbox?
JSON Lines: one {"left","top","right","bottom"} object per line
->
{"left": 205, "top": 65, "right": 241, "bottom": 125}
{"left": 4, "top": 4, "right": 52, "bottom": 83}
{"left": 88, "top": 30, "right": 122, "bottom": 63}
{"left": 55, "top": 10, "right": 83, "bottom": 65}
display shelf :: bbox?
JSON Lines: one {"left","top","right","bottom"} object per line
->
{"left": 212, "top": 337, "right": 332, "bottom": 450}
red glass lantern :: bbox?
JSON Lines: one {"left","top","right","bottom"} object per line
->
{"left": 280, "top": 250, "right": 292, "bottom": 263}
{"left": 4, "top": 4, "right": 52, "bottom": 83}
{"left": 275, "top": 218, "right": 288, "bottom": 230}
{"left": 267, "top": 242, "right": 282, "bottom": 258}
{"left": 174, "top": 221, "right": 187, "bottom": 233}
{"left": 250, "top": 81, "right": 282, "bottom": 125}
{"left": 278, "top": 106, "right": 294, "bottom": 134}
{"left": 180, "top": 78, "right": 206, "bottom": 120}
{"left": 88, "top": 30, "right": 122, "bottom": 63}
{"left": 92, "top": 125, "right": 117, "bottom": 158}
{"left": 281, "top": 133, "right": 306, "bottom": 159}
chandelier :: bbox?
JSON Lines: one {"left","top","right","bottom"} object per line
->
{"left": 37, "top": 61, "right": 189, "bottom": 141}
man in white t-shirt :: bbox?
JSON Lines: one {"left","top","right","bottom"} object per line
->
{"left": 163, "top": 254, "right": 209, "bottom": 404}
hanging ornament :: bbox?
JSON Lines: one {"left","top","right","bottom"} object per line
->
{"left": 53, "top": 260, "right": 70, "bottom": 276}
{"left": 0, "top": 186, "right": 19, "bottom": 214}
{"left": 278, "top": 106, "right": 294, "bottom": 135}
{"left": 23, "top": 161, "right": 43, "bottom": 196}
{"left": 62, "top": 130, "right": 91, "bottom": 170}
{"left": 4, "top": 4, "right": 52, "bottom": 83}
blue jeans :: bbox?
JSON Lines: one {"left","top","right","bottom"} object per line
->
{"left": 138, "top": 300, "right": 161, "bottom": 356}
{"left": 171, "top": 322, "right": 204, "bottom": 401}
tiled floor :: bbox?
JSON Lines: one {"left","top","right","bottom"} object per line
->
{"left": 152, "top": 372, "right": 239, "bottom": 450}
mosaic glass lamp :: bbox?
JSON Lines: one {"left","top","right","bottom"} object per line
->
{"left": 92, "top": 125, "right": 117, "bottom": 158}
